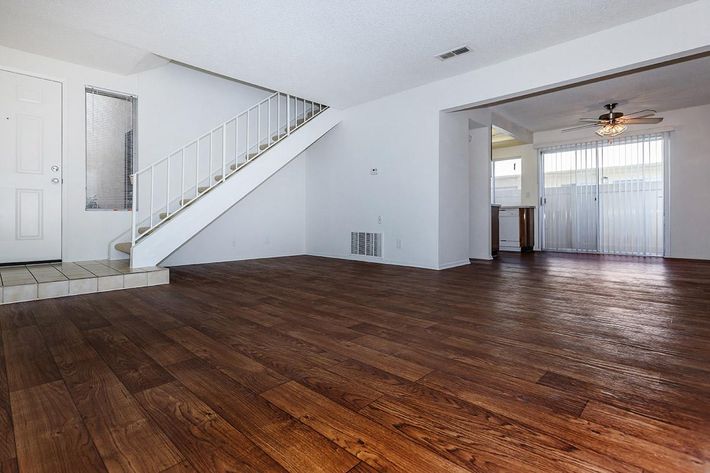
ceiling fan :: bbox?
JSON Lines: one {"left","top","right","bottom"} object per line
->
{"left": 562, "top": 103, "right": 664, "bottom": 137}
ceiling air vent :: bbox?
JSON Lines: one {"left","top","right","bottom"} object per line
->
{"left": 436, "top": 45, "right": 470, "bottom": 61}
{"left": 351, "top": 232, "right": 382, "bottom": 257}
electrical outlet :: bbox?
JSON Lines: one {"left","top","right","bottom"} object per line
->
{"left": 370, "top": 168, "right": 378, "bottom": 175}
{"left": 378, "top": 216, "right": 382, "bottom": 224}
{"left": 396, "top": 238, "right": 402, "bottom": 249}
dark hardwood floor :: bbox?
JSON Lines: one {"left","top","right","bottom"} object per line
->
{"left": 1, "top": 252, "right": 709, "bottom": 472}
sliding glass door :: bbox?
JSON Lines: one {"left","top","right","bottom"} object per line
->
{"left": 540, "top": 143, "right": 599, "bottom": 252}
{"left": 540, "top": 133, "right": 666, "bottom": 256}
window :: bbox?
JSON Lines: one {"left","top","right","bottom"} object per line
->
{"left": 491, "top": 157, "right": 522, "bottom": 206}
{"left": 85, "top": 87, "right": 137, "bottom": 210}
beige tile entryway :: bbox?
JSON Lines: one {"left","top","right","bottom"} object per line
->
{"left": 0, "top": 260, "right": 169, "bottom": 304}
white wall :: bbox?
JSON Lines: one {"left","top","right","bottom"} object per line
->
{"left": 468, "top": 124, "right": 492, "bottom": 260}
{"left": 163, "top": 155, "right": 306, "bottom": 266}
{"left": 304, "top": 95, "right": 440, "bottom": 269}
{"left": 304, "top": 2, "right": 710, "bottom": 269}
{"left": 438, "top": 112, "right": 470, "bottom": 268}
{"left": 0, "top": 44, "right": 281, "bottom": 263}
{"left": 136, "top": 63, "right": 271, "bottom": 167}
{"left": 535, "top": 103, "right": 710, "bottom": 260}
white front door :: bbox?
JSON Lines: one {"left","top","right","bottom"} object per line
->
{"left": 0, "top": 69, "right": 62, "bottom": 263}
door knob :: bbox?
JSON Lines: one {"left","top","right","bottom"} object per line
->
{"left": 51, "top": 178, "right": 60, "bottom": 183}
{"left": 51, "top": 165, "right": 60, "bottom": 172}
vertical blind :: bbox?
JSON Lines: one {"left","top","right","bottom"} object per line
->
{"left": 85, "top": 87, "right": 136, "bottom": 210}
{"left": 541, "top": 132, "right": 666, "bottom": 256}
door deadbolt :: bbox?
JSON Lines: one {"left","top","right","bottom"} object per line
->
{"left": 51, "top": 165, "right": 60, "bottom": 172}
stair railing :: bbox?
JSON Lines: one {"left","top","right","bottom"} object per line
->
{"left": 130, "top": 93, "right": 327, "bottom": 247}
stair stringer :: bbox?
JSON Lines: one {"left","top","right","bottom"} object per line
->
{"left": 130, "top": 108, "right": 342, "bottom": 268}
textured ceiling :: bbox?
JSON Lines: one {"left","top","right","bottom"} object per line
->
{"left": 0, "top": 7, "right": 168, "bottom": 74}
{"left": 488, "top": 55, "right": 710, "bottom": 132}
{"left": 0, "top": 0, "right": 695, "bottom": 107}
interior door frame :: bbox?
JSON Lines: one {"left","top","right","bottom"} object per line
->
{"left": 0, "top": 65, "right": 64, "bottom": 263}
{"left": 538, "top": 132, "right": 672, "bottom": 257}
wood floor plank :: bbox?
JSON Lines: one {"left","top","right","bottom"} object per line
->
{"left": 0, "top": 458, "right": 17, "bottom": 473}
{"left": 2, "top": 325, "right": 61, "bottom": 392}
{"left": 58, "top": 355, "right": 184, "bottom": 472}
{"left": 164, "top": 326, "right": 286, "bottom": 393}
{"left": 298, "top": 365, "right": 383, "bottom": 411}
{"left": 0, "top": 305, "right": 35, "bottom": 332}
{"left": 106, "top": 318, "right": 194, "bottom": 367}
{"left": 346, "top": 462, "right": 379, "bottom": 473}
{"left": 166, "top": 358, "right": 358, "bottom": 473}
{"left": 262, "top": 381, "right": 472, "bottom": 473}
{"left": 10, "top": 381, "right": 107, "bottom": 473}
{"left": 352, "top": 332, "right": 547, "bottom": 383}
{"left": 361, "top": 390, "right": 635, "bottom": 473}
{"left": 188, "top": 315, "right": 346, "bottom": 379}
{"left": 421, "top": 370, "right": 706, "bottom": 473}
{"left": 0, "top": 335, "right": 15, "bottom": 466}
{"left": 537, "top": 370, "right": 709, "bottom": 431}
{"left": 83, "top": 326, "right": 174, "bottom": 393}
{"left": 282, "top": 326, "right": 432, "bottom": 381}
{"left": 136, "top": 381, "right": 287, "bottom": 473}
{"left": 580, "top": 400, "right": 710, "bottom": 462}
{"left": 159, "top": 460, "right": 197, "bottom": 473}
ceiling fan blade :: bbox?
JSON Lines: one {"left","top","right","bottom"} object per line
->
{"left": 622, "top": 109, "right": 656, "bottom": 118}
{"left": 578, "top": 118, "right": 605, "bottom": 123}
{"left": 624, "top": 117, "right": 664, "bottom": 124}
{"left": 562, "top": 123, "right": 600, "bottom": 132}
{"left": 620, "top": 112, "right": 655, "bottom": 120}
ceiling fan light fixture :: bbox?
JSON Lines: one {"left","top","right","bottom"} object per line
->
{"left": 595, "top": 123, "right": 627, "bottom": 138}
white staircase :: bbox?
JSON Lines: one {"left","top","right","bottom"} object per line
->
{"left": 115, "top": 92, "right": 340, "bottom": 267}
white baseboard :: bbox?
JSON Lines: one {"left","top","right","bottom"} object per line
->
{"left": 437, "top": 259, "right": 471, "bottom": 270}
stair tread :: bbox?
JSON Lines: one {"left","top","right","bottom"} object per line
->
{"left": 115, "top": 242, "right": 131, "bottom": 254}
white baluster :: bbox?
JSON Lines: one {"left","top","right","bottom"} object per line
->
{"left": 131, "top": 173, "right": 137, "bottom": 247}
{"left": 150, "top": 165, "right": 155, "bottom": 228}
{"left": 277, "top": 94, "right": 281, "bottom": 140}
{"left": 194, "top": 139, "right": 200, "bottom": 200}
{"left": 166, "top": 154, "right": 171, "bottom": 215}
{"left": 268, "top": 96, "right": 271, "bottom": 150}
{"left": 221, "top": 123, "right": 226, "bottom": 182}
{"left": 180, "top": 148, "right": 185, "bottom": 209}
{"left": 287, "top": 94, "right": 291, "bottom": 136}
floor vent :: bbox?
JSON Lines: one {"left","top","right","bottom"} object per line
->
{"left": 351, "top": 232, "right": 382, "bottom": 257}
